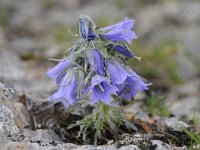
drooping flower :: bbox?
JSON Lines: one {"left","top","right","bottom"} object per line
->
{"left": 100, "top": 19, "right": 137, "bottom": 44}
{"left": 51, "top": 72, "right": 77, "bottom": 108}
{"left": 113, "top": 45, "right": 134, "bottom": 58}
{"left": 90, "top": 75, "right": 118, "bottom": 105}
{"left": 56, "top": 72, "right": 66, "bottom": 86}
{"left": 47, "top": 58, "right": 72, "bottom": 79}
{"left": 79, "top": 16, "right": 96, "bottom": 41}
{"left": 92, "top": 49, "right": 105, "bottom": 75}
{"left": 117, "top": 70, "right": 150, "bottom": 100}
{"left": 107, "top": 61, "right": 131, "bottom": 86}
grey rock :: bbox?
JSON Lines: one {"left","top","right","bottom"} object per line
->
{"left": 0, "top": 142, "right": 141, "bottom": 150}
{"left": 0, "top": 105, "right": 20, "bottom": 140}
{"left": 0, "top": 82, "right": 32, "bottom": 129}
{"left": 56, "top": 143, "right": 78, "bottom": 150}
{"left": 23, "top": 129, "right": 63, "bottom": 146}
{"left": 164, "top": 118, "right": 188, "bottom": 132}
{"left": 166, "top": 79, "right": 200, "bottom": 121}
{"left": 169, "top": 96, "right": 200, "bottom": 120}
{"left": 0, "top": 142, "right": 40, "bottom": 150}
{"left": 151, "top": 140, "right": 187, "bottom": 150}
{"left": 13, "top": 102, "right": 32, "bottom": 128}
{"left": 71, "top": 144, "right": 140, "bottom": 150}
{"left": 119, "top": 145, "right": 141, "bottom": 150}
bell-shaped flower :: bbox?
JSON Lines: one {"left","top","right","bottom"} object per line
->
{"left": 79, "top": 16, "right": 96, "bottom": 41}
{"left": 47, "top": 58, "right": 72, "bottom": 79}
{"left": 107, "top": 61, "right": 131, "bottom": 86}
{"left": 86, "top": 49, "right": 105, "bottom": 75}
{"left": 51, "top": 72, "right": 77, "bottom": 108}
{"left": 113, "top": 45, "right": 134, "bottom": 58}
{"left": 90, "top": 75, "right": 118, "bottom": 105}
{"left": 100, "top": 20, "right": 137, "bottom": 44}
{"left": 100, "top": 19, "right": 137, "bottom": 44}
{"left": 92, "top": 49, "right": 105, "bottom": 75}
{"left": 117, "top": 70, "right": 150, "bottom": 100}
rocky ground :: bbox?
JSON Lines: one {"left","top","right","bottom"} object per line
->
{"left": 1, "top": 79, "right": 199, "bottom": 149}
{"left": 0, "top": 0, "right": 200, "bottom": 149}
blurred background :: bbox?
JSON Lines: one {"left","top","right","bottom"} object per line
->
{"left": 0, "top": 0, "right": 199, "bottom": 121}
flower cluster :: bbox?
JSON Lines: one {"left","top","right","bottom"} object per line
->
{"left": 47, "top": 16, "right": 150, "bottom": 107}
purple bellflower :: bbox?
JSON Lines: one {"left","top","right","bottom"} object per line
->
{"left": 107, "top": 62, "right": 131, "bottom": 86}
{"left": 51, "top": 72, "right": 77, "bottom": 108}
{"left": 47, "top": 58, "right": 72, "bottom": 79}
{"left": 107, "top": 61, "right": 150, "bottom": 100}
{"left": 92, "top": 49, "right": 105, "bottom": 75}
{"left": 47, "top": 16, "right": 150, "bottom": 108}
{"left": 79, "top": 17, "right": 96, "bottom": 41}
{"left": 90, "top": 75, "right": 118, "bottom": 105}
{"left": 101, "top": 19, "right": 137, "bottom": 44}
{"left": 117, "top": 70, "right": 150, "bottom": 100}
{"left": 113, "top": 45, "right": 133, "bottom": 58}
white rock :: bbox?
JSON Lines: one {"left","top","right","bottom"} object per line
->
{"left": 165, "top": 118, "right": 188, "bottom": 131}
{"left": 152, "top": 140, "right": 187, "bottom": 150}
{"left": 0, "top": 105, "right": 20, "bottom": 136}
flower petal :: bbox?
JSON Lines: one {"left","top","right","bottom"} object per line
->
{"left": 117, "top": 70, "right": 150, "bottom": 100}
{"left": 47, "top": 58, "right": 72, "bottom": 79}
{"left": 113, "top": 45, "right": 134, "bottom": 58}
{"left": 51, "top": 72, "right": 77, "bottom": 107}
{"left": 107, "top": 62, "right": 131, "bottom": 85}
{"left": 101, "top": 19, "right": 137, "bottom": 44}
{"left": 101, "top": 19, "right": 135, "bottom": 31}
{"left": 92, "top": 49, "right": 105, "bottom": 75}
{"left": 90, "top": 75, "right": 118, "bottom": 105}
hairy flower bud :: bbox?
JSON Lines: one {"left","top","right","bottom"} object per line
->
{"left": 78, "top": 16, "right": 96, "bottom": 41}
